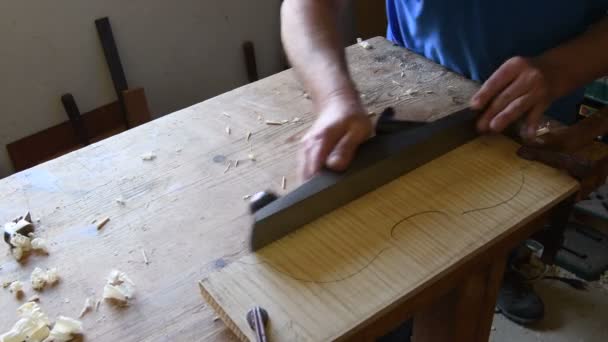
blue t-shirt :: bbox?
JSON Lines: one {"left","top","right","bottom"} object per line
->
{"left": 386, "top": 0, "right": 607, "bottom": 124}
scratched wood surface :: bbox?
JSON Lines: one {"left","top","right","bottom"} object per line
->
{"left": 200, "top": 135, "right": 578, "bottom": 341}
{"left": 0, "top": 37, "right": 507, "bottom": 341}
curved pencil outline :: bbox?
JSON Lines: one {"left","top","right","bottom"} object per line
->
{"left": 461, "top": 172, "right": 525, "bottom": 214}
{"left": 389, "top": 210, "right": 449, "bottom": 239}
{"left": 238, "top": 171, "right": 527, "bottom": 284}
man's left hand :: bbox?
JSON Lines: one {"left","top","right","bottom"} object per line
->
{"left": 471, "top": 56, "right": 557, "bottom": 138}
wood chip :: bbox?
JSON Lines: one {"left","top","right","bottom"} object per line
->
{"left": 225, "top": 126, "right": 231, "bottom": 135}
{"left": 141, "top": 152, "right": 156, "bottom": 161}
{"left": 142, "top": 249, "right": 149, "bottom": 265}
{"left": 405, "top": 88, "right": 419, "bottom": 96}
{"left": 79, "top": 298, "right": 94, "bottom": 318}
{"left": 224, "top": 161, "right": 232, "bottom": 174}
{"left": 356, "top": 38, "right": 373, "bottom": 50}
{"left": 281, "top": 176, "right": 286, "bottom": 190}
{"left": 265, "top": 120, "right": 284, "bottom": 126}
{"left": 96, "top": 217, "right": 110, "bottom": 231}
{"left": 246, "top": 132, "right": 252, "bottom": 141}
{"left": 536, "top": 126, "right": 550, "bottom": 137}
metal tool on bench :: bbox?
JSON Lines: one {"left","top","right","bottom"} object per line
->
{"left": 248, "top": 107, "right": 479, "bottom": 251}
{"left": 516, "top": 105, "right": 608, "bottom": 198}
{"left": 246, "top": 306, "right": 269, "bottom": 342}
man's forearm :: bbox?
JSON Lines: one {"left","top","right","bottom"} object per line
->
{"left": 539, "top": 17, "right": 608, "bottom": 98}
{"left": 281, "top": 0, "right": 359, "bottom": 109}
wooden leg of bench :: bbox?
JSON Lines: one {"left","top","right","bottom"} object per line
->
{"left": 413, "top": 258, "right": 506, "bottom": 342}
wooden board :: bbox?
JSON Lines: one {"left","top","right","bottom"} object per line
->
{"left": 0, "top": 37, "right": 552, "bottom": 341}
{"left": 199, "top": 135, "right": 578, "bottom": 341}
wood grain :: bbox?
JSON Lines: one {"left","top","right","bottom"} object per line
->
{"left": 199, "top": 135, "right": 577, "bottom": 341}
{"left": 0, "top": 37, "right": 548, "bottom": 341}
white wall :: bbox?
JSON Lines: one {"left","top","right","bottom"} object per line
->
{"left": 0, "top": 0, "right": 284, "bottom": 177}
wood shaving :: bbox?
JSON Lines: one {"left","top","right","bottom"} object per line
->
{"left": 281, "top": 176, "right": 286, "bottom": 190}
{"left": 356, "top": 38, "right": 373, "bottom": 50}
{"left": 47, "top": 316, "right": 83, "bottom": 342}
{"left": 141, "top": 249, "right": 149, "bottom": 265}
{"left": 265, "top": 120, "right": 284, "bottom": 126}
{"left": 141, "top": 152, "right": 156, "bottom": 161}
{"left": 96, "top": 217, "right": 110, "bottom": 231}
{"left": 1, "top": 302, "right": 50, "bottom": 342}
{"left": 30, "top": 267, "right": 59, "bottom": 291}
{"left": 30, "top": 238, "right": 48, "bottom": 254}
{"left": 8, "top": 281, "right": 24, "bottom": 298}
{"left": 103, "top": 270, "right": 136, "bottom": 306}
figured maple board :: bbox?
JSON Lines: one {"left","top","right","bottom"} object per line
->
{"left": 200, "top": 135, "right": 578, "bottom": 341}
{"left": 0, "top": 37, "right": 514, "bottom": 341}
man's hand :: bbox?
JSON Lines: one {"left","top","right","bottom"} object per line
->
{"left": 471, "top": 56, "right": 557, "bottom": 138}
{"left": 299, "top": 98, "right": 372, "bottom": 180}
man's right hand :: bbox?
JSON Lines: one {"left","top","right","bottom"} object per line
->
{"left": 299, "top": 97, "right": 372, "bottom": 180}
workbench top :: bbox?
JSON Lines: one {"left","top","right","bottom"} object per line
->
{"left": 0, "top": 37, "right": 576, "bottom": 341}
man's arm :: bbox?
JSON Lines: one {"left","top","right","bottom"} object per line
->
{"left": 473, "top": 17, "right": 608, "bottom": 137}
{"left": 281, "top": 0, "right": 371, "bottom": 180}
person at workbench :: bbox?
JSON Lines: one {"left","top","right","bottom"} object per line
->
{"left": 281, "top": 0, "right": 608, "bottom": 334}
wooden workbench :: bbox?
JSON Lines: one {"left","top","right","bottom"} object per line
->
{"left": 0, "top": 38, "right": 578, "bottom": 341}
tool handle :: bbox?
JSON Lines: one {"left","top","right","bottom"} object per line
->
{"left": 61, "top": 93, "right": 89, "bottom": 146}
{"left": 253, "top": 306, "right": 268, "bottom": 342}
